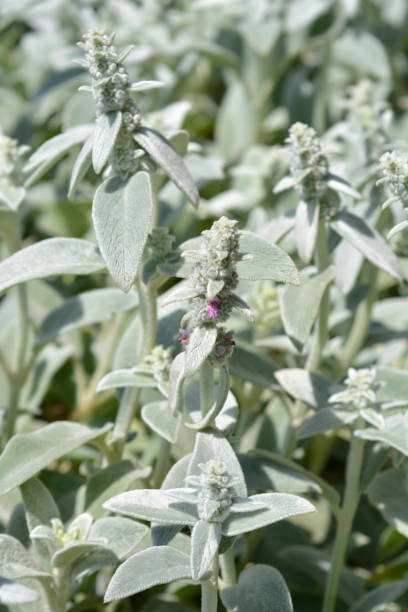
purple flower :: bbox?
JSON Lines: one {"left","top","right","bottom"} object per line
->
{"left": 223, "top": 330, "right": 235, "bottom": 346}
{"left": 178, "top": 329, "right": 190, "bottom": 343}
{"left": 215, "top": 344, "right": 226, "bottom": 357}
{"left": 206, "top": 297, "right": 220, "bottom": 319}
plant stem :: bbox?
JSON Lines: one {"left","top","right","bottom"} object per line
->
{"left": 334, "top": 264, "right": 378, "bottom": 379}
{"left": 306, "top": 217, "right": 330, "bottom": 372}
{"left": 200, "top": 361, "right": 214, "bottom": 417}
{"left": 112, "top": 280, "right": 157, "bottom": 458}
{"left": 151, "top": 437, "right": 171, "bottom": 488}
{"left": 3, "top": 263, "right": 29, "bottom": 446}
{"left": 201, "top": 556, "right": 219, "bottom": 612}
{"left": 220, "top": 547, "right": 236, "bottom": 587}
{"left": 322, "top": 422, "right": 366, "bottom": 612}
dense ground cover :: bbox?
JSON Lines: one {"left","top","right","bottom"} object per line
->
{"left": 0, "top": 1, "right": 407, "bottom": 610}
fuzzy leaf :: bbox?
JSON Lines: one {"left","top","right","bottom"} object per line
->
{"left": 279, "top": 266, "right": 334, "bottom": 351}
{"left": 92, "top": 111, "right": 122, "bottom": 174}
{"left": 349, "top": 578, "right": 408, "bottom": 612}
{"left": 237, "top": 231, "right": 299, "bottom": 284}
{"left": 0, "top": 183, "right": 25, "bottom": 210}
{"left": 97, "top": 369, "right": 156, "bottom": 392}
{"left": 142, "top": 401, "right": 181, "bottom": 443}
{"left": 183, "top": 326, "right": 217, "bottom": 377}
{"left": 68, "top": 134, "right": 93, "bottom": 198}
{"left": 36, "top": 288, "right": 138, "bottom": 344}
{"left": 93, "top": 171, "right": 154, "bottom": 292}
{"left": 295, "top": 200, "right": 319, "bottom": 264}
{"left": 134, "top": 127, "right": 199, "bottom": 207}
{"left": 25, "top": 124, "right": 93, "bottom": 173}
{"left": 221, "top": 564, "right": 293, "bottom": 612}
{"left": 90, "top": 517, "right": 148, "bottom": 559}
{"left": 188, "top": 430, "right": 247, "bottom": 497}
{"left": 104, "top": 546, "right": 191, "bottom": 602}
{"left": 0, "top": 422, "right": 111, "bottom": 494}
{"left": 0, "top": 238, "right": 105, "bottom": 295}
{"left": 169, "top": 352, "right": 186, "bottom": 415}
{"left": 367, "top": 469, "right": 408, "bottom": 537}
{"left": 355, "top": 414, "right": 408, "bottom": 456}
{"left": 191, "top": 520, "right": 221, "bottom": 580}
{"left": 0, "top": 578, "right": 39, "bottom": 604}
{"left": 297, "top": 407, "right": 357, "bottom": 439}
{"left": 275, "top": 369, "right": 335, "bottom": 409}
{"left": 20, "top": 478, "right": 60, "bottom": 531}
{"left": 331, "top": 211, "right": 403, "bottom": 281}
{"left": 222, "top": 493, "right": 314, "bottom": 536}
{"left": 103, "top": 489, "right": 198, "bottom": 525}
{"left": 326, "top": 173, "right": 361, "bottom": 199}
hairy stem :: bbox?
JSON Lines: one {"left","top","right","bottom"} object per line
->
{"left": 322, "top": 421, "right": 365, "bottom": 612}
{"left": 306, "top": 217, "right": 330, "bottom": 372}
{"left": 201, "top": 556, "right": 219, "bottom": 612}
{"left": 112, "top": 281, "right": 157, "bottom": 458}
{"left": 334, "top": 264, "right": 378, "bottom": 379}
{"left": 220, "top": 547, "right": 236, "bottom": 588}
{"left": 200, "top": 361, "right": 214, "bottom": 417}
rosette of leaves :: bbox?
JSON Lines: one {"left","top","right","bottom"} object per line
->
{"left": 24, "top": 26, "right": 199, "bottom": 294}
{"left": 103, "top": 431, "right": 315, "bottom": 602}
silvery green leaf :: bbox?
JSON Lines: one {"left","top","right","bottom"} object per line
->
{"left": 68, "top": 134, "right": 93, "bottom": 199}
{"left": 104, "top": 546, "right": 191, "bottom": 602}
{"left": 0, "top": 578, "right": 39, "bottom": 604}
{"left": 331, "top": 211, "right": 403, "bottom": 281}
{"left": 20, "top": 478, "right": 60, "bottom": 531}
{"left": 68, "top": 513, "right": 93, "bottom": 540}
{"left": 285, "top": 0, "right": 334, "bottom": 31}
{"left": 215, "top": 81, "right": 255, "bottom": 164}
{"left": 349, "top": 578, "right": 408, "bottom": 612}
{"left": 90, "top": 517, "right": 148, "bottom": 559}
{"left": 222, "top": 493, "right": 314, "bottom": 536}
{"left": 273, "top": 176, "right": 296, "bottom": 194}
{"left": 183, "top": 326, "right": 217, "bottom": 378}
{"left": 72, "top": 547, "right": 119, "bottom": 582}
{"left": 355, "top": 414, "right": 408, "bottom": 456}
{"left": 52, "top": 541, "right": 111, "bottom": 569}
{"left": 279, "top": 266, "right": 334, "bottom": 351}
{"left": 295, "top": 199, "right": 319, "bottom": 264}
{"left": 220, "top": 564, "right": 293, "bottom": 612}
{"left": 97, "top": 369, "right": 156, "bottom": 392}
{"left": 388, "top": 220, "right": 408, "bottom": 239}
{"left": 36, "top": 288, "right": 138, "bottom": 344}
{"left": 0, "top": 534, "right": 36, "bottom": 578}
{"left": 129, "top": 80, "right": 166, "bottom": 92}
{"left": 230, "top": 498, "right": 270, "bottom": 513}
{"left": 376, "top": 367, "right": 408, "bottom": 407}
{"left": 134, "top": 127, "right": 199, "bottom": 207}
{"left": 25, "top": 124, "right": 93, "bottom": 171}
{"left": 297, "top": 407, "right": 358, "bottom": 439}
{"left": 92, "top": 111, "right": 122, "bottom": 174}
{"left": 367, "top": 469, "right": 408, "bottom": 537}
{"left": 0, "top": 422, "right": 111, "bottom": 494}
{"left": 275, "top": 369, "right": 335, "bottom": 409}
{"left": 206, "top": 278, "right": 225, "bottom": 299}
{"left": 93, "top": 171, "right": 154, "bottom": 292}
{"left": 188, "top": 431, "right": 247, "bottom": 497}
{"left": 161, "top": 284, "right": 200, "bottom": 307}
{"left": 142, "top": 401, "right": 181, "bottom": 443}
{"left": 85, "top": 460, "right": 150, "bottom": 519}
{"left": 360, "top": 408, "right": 385, "bottom": 429}
{"left": 229, "top": 345, "right": 276, "bottom": 388}
{"left": 191, "top": 520, "right": 221, "bottom": 581}
{"left": 231, "top": 294, "right": 254, "bottom": 322}
{"left": 103, "top": 489, "right": 198, "bottom": 525}
{"left": 185, "top": 366, "right": 230, "bottom": 431}
{"left": 0, "top": 183, "right": 25, "bottom": 210}
{"left": 169, "top": 352, "right": 186, "bottom": 415}
{"left": 0, "top": 238, "right": 105, "bottom": 295}
{"left": 237, "top": 231, "right": 299, "bottom": 284}
{"left": 326, "top": 173, "right": 361, "bottom": 199}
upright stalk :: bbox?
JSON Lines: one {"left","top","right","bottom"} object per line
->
{"left": 201, "top": 556, "right": 219, "bottom": 612}
{"left": 334, "top": 264, "right": 378, "bottom": 379}
{"left": 220, "top": 547, "right": 236, "bottom": 587}
{"left": 112, "top": 280, "right": 158, "bottom": 458}
{"left": 200, "top": 360, "right": 214, "bottom": 417}
{"left": 3, "top": 237, "right": 29, "bottom": 446}
{"left": 322, "top": 421, "right": 366, "bottom": 612}
{"left": 306, "top": 217, "right": 330, "bottom": 372}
